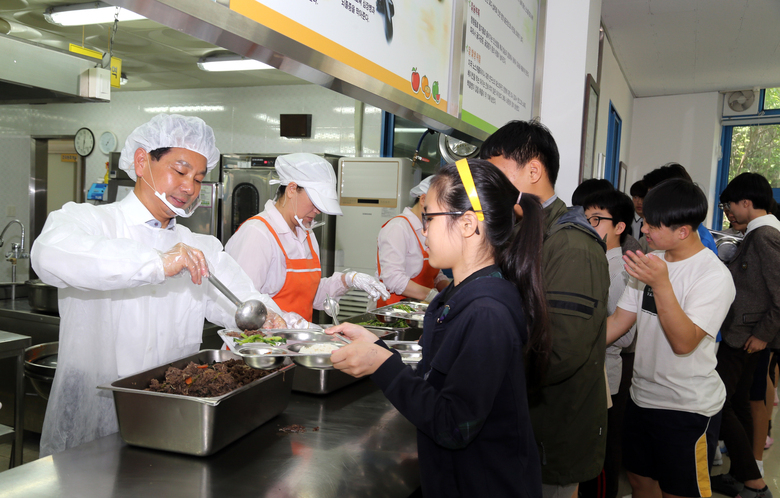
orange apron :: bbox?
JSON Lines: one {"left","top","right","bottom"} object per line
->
{"left": 377, "top": 215, "right": 440, "bottom": 307}
{"left": 252, "top": 216, "right": 321, "bottom": 321}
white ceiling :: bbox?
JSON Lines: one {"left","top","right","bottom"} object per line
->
{"left": 1, "top": 0, "right": 779, "bottom": 98}
{"left": 0, "top": 0, "right": 309, "bottom": 92}
{"left": 601, "top": 0, "right": 780, "bottom": 97}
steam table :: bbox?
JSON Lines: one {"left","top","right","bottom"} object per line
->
{"left": 0, "top": 377, "right": 421, "bottom": 496}
{"left": 0, "top": 330, "right": 31, "bottom": 468}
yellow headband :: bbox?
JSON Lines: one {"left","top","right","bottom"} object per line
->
{"left": 455, "top": 159, "right": 484, "bottom": 221}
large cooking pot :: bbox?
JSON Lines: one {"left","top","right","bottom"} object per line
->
{"left": 24, "top": 341, "right": 58, "bottom": 400}
{"left": 26, "top": 279, "right": 58, "bottom": 314}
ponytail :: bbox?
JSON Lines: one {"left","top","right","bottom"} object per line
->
{"left": 498, "top": 193, "right": 550, "bottom": 390}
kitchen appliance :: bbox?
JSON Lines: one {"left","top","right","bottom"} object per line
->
{"left": 334, "top": 157, "right": 416, "bottom": 317}
{"left": 176, "top": 181, "right": 220, "bottom": 238}
{"left": 98, "top": 349, "right": 295, "bottom": 456}
{"left": 106, "top": 151, "right": 135, "bottom": 204}
{"left": 219, "top": 154, "right": 278, "bottom": 245}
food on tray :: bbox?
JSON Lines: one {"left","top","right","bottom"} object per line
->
{"left": 279, "top": 424, "right": 307, "bottom": 433}
{"left": 298, "top": 343, "right": 341, "bottom": 355}
{"left": 356, "top": 318, "right": 411, "bottom": 328}
{"left": 392, "top": 303, "right": 417, "bottom": 313}
{"left": 224, "top": 329, "right": 262, "bottom": 338}
{"left": 145, "top": 359, "right": 279, "bottom": 397}
{"left": 224, "top": 329, "right": 287, "bottom": 346}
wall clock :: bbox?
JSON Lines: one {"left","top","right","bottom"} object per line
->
{"left": 74, "top": 127, "right": 95, "bottom": 157}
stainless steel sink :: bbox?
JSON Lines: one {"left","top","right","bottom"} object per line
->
{"left": 0, "top": 283, "right": 28, "bottom": 300}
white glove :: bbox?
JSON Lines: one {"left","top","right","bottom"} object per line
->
{"left": 280, "top": 311, "right": 310, "bottom": 329}
{"left": 345, "top": 271, "right": 391, "bottom": 301}
{"left": 424, "top": 287, "right": 438, "bottom": 304}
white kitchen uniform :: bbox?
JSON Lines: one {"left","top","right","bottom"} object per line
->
{"left": 225, "top": 200, "right": 348, "bottom": 311}
{"left": 617, "top": 248, "right": 735, "bottom": 416}
{"left": 374, "top": 207, "right": 448, "bottom": 294}
{"left": 31, "top": 192, "right": 282, "bottom": 456}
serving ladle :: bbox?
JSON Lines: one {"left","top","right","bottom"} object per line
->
{"left": 208, "top": 274, "right": 267, "bottom": 331}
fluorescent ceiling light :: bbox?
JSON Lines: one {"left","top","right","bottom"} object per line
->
{"left": 197, "top": 54, "right": 274, "bottom": 72}
{"left": 45, "top": 2, "right": 146, "bottom": 27}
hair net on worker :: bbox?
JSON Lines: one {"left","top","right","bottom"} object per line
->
{"left": 410, "top": 176, "right": 434, "bottom": 199}
{"left": 271, "top": 153, "right": 343, "bottom": 216}
{"left": 118, "top": 114, "right": 221, "bottom": 181}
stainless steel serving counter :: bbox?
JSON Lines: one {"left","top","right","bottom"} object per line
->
{"left": 0, "top": 378, "right": 420, "bottom": 497}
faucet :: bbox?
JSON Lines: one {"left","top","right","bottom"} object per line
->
{"left": 0, "top": 219, "right": 28, "bottom": 300}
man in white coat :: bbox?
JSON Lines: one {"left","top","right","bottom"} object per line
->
{"left": 31, "top": 114, "right": 286, "bottom": 456}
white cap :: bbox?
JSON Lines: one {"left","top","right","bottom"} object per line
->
{"left": 410, "top": 176, "right": 433, "bottom": 198}
{"left": 118, "top": 114, "right": 220, "bottom": 181}
{"left": 271, "top": 153, "right": 342, "bottom": 215}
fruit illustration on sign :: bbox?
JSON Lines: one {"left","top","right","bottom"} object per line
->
{"left": 411, "top": 68, "right": 420, "bottom": 93}
{"left": 422, "top": 75, "right": 431, "bottom": 99}
{"left": 432, "top": 81, "right": 440, "bottom": 104}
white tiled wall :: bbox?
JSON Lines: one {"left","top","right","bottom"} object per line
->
{"left": 0, "top": 84, "right": 382, "bottom": 183}
{"left": 0, "top": 137, "right": 32, "bottom": 282}
{"left": 0, "top": 83, "right": 383, "bottom": 283}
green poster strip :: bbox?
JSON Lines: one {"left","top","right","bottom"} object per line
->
{"left": 461, "top": 110, "right": 498, "bottom": 134}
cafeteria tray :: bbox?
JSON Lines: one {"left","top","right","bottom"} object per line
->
{"left": 218, "top": 329, "right": 346, "bottom": 370}
{"left": 344, "top": 313, "right": 423, "bottom": 342}
{"left": 370, "top": 302, "right": 428, "bottom": 322}
{"left": 98, "top": 349, "right": 295, "bottom": 456}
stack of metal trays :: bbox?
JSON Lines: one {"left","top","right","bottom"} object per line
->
{"left": 98, "top": 349, "right": 295, "bottom": 456}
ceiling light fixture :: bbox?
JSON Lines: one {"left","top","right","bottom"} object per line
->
{"left": 197, "top": 53, "right": 274, "bottom": 72}
{"left": 44, "top": 2, "right": 146, "bottom": 27}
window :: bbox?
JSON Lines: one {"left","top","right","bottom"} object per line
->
{"left": 716, "top": 87, "right": 780, "bottom": 228}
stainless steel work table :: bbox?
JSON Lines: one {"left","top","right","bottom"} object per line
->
{"left": 0, "top": 376, "right": 421, "bottom": 497}
{"left": 0, "top": 330, "right": 31, "bottom": 468}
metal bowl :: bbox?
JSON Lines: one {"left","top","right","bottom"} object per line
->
{"left": 24, "top": 341, "right": 58, "bottom": 399}
{"left": 26, "top": 279, "right": 59, "bottom": 315}
{"left": 389, "top": 343, "right": 423, "bottom": 364}
{"left": 236, "top": 345, "right": 288, "bottom": 370}
{"left": 287, "top": 342, "right": 343, "bottom": 370}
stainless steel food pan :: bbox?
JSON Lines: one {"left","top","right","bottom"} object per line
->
{"left": 98, "top": 349, "right": 295, "bottom": 456}
{"left": 292, "top": 366, "right": 362, "bottom": 394}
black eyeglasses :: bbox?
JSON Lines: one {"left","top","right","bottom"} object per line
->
{"left": 718, "top": 202, "right": 732, "bottom": 213}
{"left": 587, "top": 215, "right": 614, "bottom": 228}
{"left": 422, "top": 210, "right": 483, "bottom": 233}
{"left": 422, "top": 211, "right": 467, "bottom": 232}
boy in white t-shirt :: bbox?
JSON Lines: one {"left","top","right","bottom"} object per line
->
{"left": 607, "top": 179, "right": 736, "bottom": 498}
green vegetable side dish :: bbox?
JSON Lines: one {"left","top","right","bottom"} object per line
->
{"left": 355, "top": 318, "right": 411, "bottom": 328}
{"left": 391, "top": 304, "right": 416, "bottom": 313}
{"left": 235, "top": 334, "right": 287, "bottom": 346}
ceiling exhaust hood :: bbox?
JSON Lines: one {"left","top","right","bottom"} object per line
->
{"left": 0, "top": 33, "right": 110, "bottom": 105}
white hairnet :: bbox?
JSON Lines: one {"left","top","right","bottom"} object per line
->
{"left": 270, "top": 153, "right": 342, "bottom": 215}
{"left": 410, "top": 176, "right": 433, "bottom": 198}
{"left": 118, "top": 114, "right": 220, "bottom": 181}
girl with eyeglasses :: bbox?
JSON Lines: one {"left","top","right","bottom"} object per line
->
{"left": 326, "top": 159, "right": 550, "bottom": 498}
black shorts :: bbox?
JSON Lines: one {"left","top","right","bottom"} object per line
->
{"left": 623, "top": 398, "right": 721, "bottom": 497}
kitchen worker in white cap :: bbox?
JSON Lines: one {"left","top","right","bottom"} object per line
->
{"left": 375, "top": 176, "right": 449, "bottom": 307}
{"left": 226, "top": 153, "right": 390, "bottom": 322}
{"left": 31, "top": 113, "right": 287, "bottom": 456}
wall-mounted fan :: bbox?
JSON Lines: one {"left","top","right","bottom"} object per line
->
{"left": 727, "top": 90, "right": 756, "bottom": 112}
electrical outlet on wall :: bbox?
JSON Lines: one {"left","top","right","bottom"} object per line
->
{"left": 6, "top": 206, "right": 15, "bottom": 217}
